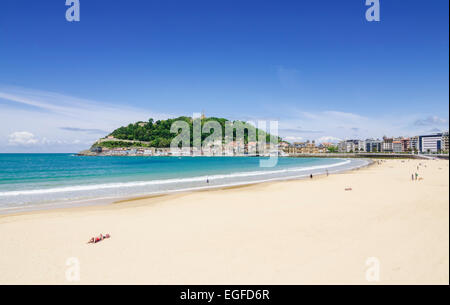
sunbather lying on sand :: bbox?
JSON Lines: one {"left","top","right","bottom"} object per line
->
{"left": 87, "top": 233, "right": 111, "bottom": 244}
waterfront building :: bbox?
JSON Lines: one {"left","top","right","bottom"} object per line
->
{"left": 409, "top": 136, "right": 419, "bottom": 152}
{"left": 338, "top": 140, "right": 361, "bottom": 153}
{"left": 357, "top": 140, "right": 366, "bottom": 152}
{"left": 143, "top": 149, "right": 153, "bottom": 156}
{"left": 320, "top": 142, "right": 334, "bottom": 148}
{"left": 279, "top": 141, "right": 290, "bottom": 150}
{"left": 365, "top": 139, "right": 382, "bottom": 152}
{"left": 442, "top": 132, "right": 449, "bottom": 152}
{"left": 285, "top": 140, "right": 326, "bottom": 154}
{"left": 392, "top": 140, "right": 403, "bottom": 153}
{"left": 419, "top": 133, "right": 443, "bottom": 153}
{"left": 382, "top": 137, "right": 393, "bottom": 152}
{"left": 400, "top": 138, "right": 411, "bottom": 152}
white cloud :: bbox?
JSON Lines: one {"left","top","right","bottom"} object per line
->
{"left": 0, "top": 86, "right": 169, "bottom": 127}
{"left": 323, "top": 110, "right": 365, "bottom": 121}
{"left": 8, "top": 131, "right": 39, "bottom": 145}
{"left": 0, "top": 86, "right": 172, "bottom": 152}
{"left": 316, "top": 136, "right": 342, "bottom": 143}
{"left": 284, "top": 136, "right": 304, "bottom": 142}
{"left": 414, "top": 116, "right": 448, "bottom": 127}
{"left": 7, "top": 133, "right": 85, "bottom": 148}
{"left": 1, "top": 86, "right": 448, "bottom": 152}
{"left": 277, "top": 109, "right": 449, "bottom": 143}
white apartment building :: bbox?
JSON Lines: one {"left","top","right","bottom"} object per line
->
{"left": 409, "top": 136, "right": 419, "bottom": 152}
{"left": 357, "top": 140, "right": 366, "bottom": 152}
{"left": 382, "top": 138, "right": 393, "bottom": 152}
{"left": 419, "top": 133, "right": 443, "bottom": 153}
{"left": 392, "top": 141, "right": 403, "bottom": 153}
{"left": 338, "top": 140, "right": 365, "bottom": 153}
{"left": 365, "top": 139, "right": 382, "bottom": 152}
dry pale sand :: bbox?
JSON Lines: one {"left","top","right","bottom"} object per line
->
{"left": 0, "top": 159, "right": 448, "bottom": 285}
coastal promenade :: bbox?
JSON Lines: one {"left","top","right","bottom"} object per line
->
{"left": 288, "top": 152, "right": 449, "bottom": 160}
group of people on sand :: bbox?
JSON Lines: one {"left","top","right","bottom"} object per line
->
{"left": 87, "top": 233, "right": 111, "bottom": 244}
{"left": 412, "top": 162, "right": 426, "bottom": 181}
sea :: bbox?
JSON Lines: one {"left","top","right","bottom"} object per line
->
{"left": 0, "top": 154, "right": 369, "bottom": 213}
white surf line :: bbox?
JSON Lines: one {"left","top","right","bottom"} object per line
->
{"left": 0, "top": 159, "right": 371, "bottom": 214}
{"left": 0, "top": 159, "right": 351, "bottom": 197}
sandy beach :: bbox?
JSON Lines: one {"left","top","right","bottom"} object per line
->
{"left": 0, "top": 158, "right": 448, "bottom": 285}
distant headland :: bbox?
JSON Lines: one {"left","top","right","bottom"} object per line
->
{"left": 78, "top": 116, "right": 281, "bottom": 156}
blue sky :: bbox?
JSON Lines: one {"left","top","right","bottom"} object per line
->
{"left": 0, "top": 0, "right": 448, "bottom": 152}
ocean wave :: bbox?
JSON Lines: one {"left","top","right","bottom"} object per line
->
{"left": 0, "top": 159, "right": 350, "bottom": 197}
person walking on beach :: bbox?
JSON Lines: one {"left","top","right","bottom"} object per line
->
{"left": 412, "top": 174, "right": 414, "bottom": 181}
{"left": 326, "top": 169, "right": 329, "bottom": 177}
{"left": 415, "top": 172, "right": 418, "bottom": 180}
{"left": 310, "top": 174, "right": 313, "bottom": 179}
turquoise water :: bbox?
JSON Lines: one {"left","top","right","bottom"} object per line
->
{"left": 0, "top": 154, "right": 368, "bottom": 212}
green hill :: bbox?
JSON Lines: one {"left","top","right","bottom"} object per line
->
{"left": 96, "top": 116, "right": 280, "bottom": 148}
